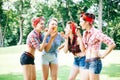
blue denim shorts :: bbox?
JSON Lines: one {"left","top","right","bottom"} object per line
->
{"left": 84, "top": 58, "right": 102, "bottom": 74}
{"left": 73, "top": 56, "right": 86, "bottom": 68}
{"left": 41, "top": 53, "right": 58, "bottom": 65}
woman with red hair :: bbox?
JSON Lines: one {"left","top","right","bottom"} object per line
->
{"left": 20, "top": 16, "right": 51, "bottom": 80}
{"left": 63, "top": 21, "right": 86, "bottom": 80}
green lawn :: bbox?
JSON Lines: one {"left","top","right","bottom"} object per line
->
{"left": 0, "top": 45, "right": 120, "bottom": 80}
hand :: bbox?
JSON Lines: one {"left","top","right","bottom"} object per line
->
{"left": 63, "top": 34, "right": 68, "bottom": 39}
{"left": 44, "top": 31, "right": 50, "bottom": 37}
{"left": 76, "top": 29, "right": 82, "bottom": 38}
{"left": 50, "top": 31, "right": 58, "bottom": 38}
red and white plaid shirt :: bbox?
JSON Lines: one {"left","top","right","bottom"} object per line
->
{"left": 82, "top": 27, "right": 115, "bottom": 57}
{"left": 26, "top": 29, "right": 43, "bottom": 50}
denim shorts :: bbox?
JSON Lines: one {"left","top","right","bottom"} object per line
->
{"left": 73, "top": 56, "right": 86, "bottom": 68}
{"left": 84, "top": 58, "right": 102, "bottom": 74}
{"left": 20, "top": 52, "right": 35, "bottom": 65}
{"left": 41, "top": 53, "right": 58, "bottom": 65}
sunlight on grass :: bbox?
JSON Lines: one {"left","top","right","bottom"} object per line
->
{"left": 0, "top": 45, "right": 26, "bottom": 54}
{"left": 0, "top": 45, "right": 120, "bottom": 80}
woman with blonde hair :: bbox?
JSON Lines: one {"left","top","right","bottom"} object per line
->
{"left": 41, "top": 18, "right": 64, "bottom": 80}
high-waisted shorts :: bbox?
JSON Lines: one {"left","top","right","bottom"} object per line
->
{"left": 41, "top": 53, "right": 58, "bottom": 65}
{"left": 73, "top": 56, "right": 86, "bottom": 68}
{"left": 84, "top": 57, "right": 102, "bottom": 74}
{"left": 20, "top": 51, "right": 35, "bottom": 65}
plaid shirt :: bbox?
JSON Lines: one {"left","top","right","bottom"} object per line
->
{"left": 82, "top": 27, "right": 115, "bottom": 56}
{"left": 26, "top": 29, "right": 43, "bottom": 50}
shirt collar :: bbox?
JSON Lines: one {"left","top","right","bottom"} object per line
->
{"left": 34, "top": 29, "right": 41, "bottom": 36}
{"left": 85, "top": 27, "right": 94, "bottom": 34}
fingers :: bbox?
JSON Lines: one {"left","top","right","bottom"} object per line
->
{"left": 50, "top": 31, "right": 58, "bottom": 38}
{"left": 76, "top": 30, "right": 82, "bottom": 37}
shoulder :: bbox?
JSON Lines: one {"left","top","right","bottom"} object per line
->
{"left": 27, "top": 30, "right": 38, "bottom": 39}
{"left": 91, "top": 28, "right": 102, "bottom": 36}
{"left": 94, "top": 28, "right": 101, "bottom": 33}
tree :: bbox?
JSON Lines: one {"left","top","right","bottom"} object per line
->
{"left": 102, "top": 0, "right": 120, "bottom": 49}
{"left": 0, "top": 0, "right": 3, "bottom": 47}
{"left": 17, "top": 0, "right": 24, "bottom": 45}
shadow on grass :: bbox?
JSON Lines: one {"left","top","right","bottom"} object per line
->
{"left": 102, "top": 64, "right": 120, "bottom": 77}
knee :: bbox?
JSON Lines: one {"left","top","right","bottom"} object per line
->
{"left": 42, "top": 76, "right": 48, "bottom": 80}
{"left": 68, "top": 77, "right": 75, "bottom": 80}
{"left": 51, "top": 74, "right": 57, "bottom": 80}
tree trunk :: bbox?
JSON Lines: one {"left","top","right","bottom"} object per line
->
{"left": 17, "top": 17, "right": 23, "bottom": 45}
{"left": 0, "top": 25, "right": 3, "bottom": 47}
{"left": 98, "top": 0, "right": 102, "bottom": 48}
{"left": 17, "top": 0, "right": 23, "bottom": 45}
{"left": 98, "top": 0, "right": 102, "bottom": 31}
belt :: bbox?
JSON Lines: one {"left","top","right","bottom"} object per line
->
{"left": 25, "top": 51, "right": 34, "bottom": 58}
{"left": 85, "top": 57, "right": 100, "bottom": 62}
{"left": 74, "top": 56, "right": 85, "bottom": 58}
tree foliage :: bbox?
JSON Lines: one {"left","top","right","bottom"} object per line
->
{"left": 0, "top": 0, "right": 120, "bottom": 49}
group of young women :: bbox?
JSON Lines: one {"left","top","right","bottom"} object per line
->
{"left": 20, "top": 12, "right": 116, "bottom": 80}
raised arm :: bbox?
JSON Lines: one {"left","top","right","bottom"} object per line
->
{"left": 63, "top": 37, "right": 69, "bottom": 53}
{"left": 96, "top": 31, "right": 116, "bottom": 58}
{"left": 44, "top": 31, "right": 58, "bottom": 52}
{"left": 39, "top": 34, "right": 49, "bottom": 51}
{"left": 76, "top": 29, "right": 85, "bottom": 52}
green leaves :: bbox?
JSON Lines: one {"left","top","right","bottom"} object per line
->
{"left": 0, "top": 0, "right": 119, "bottom": 49}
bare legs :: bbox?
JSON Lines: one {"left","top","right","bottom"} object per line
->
{"left": 23, "top": 65, "right": 36, "bottom": 80}
{"left": 81, "top": 70, "right": 100, "bottom": 80}
{"left": 42, "top": 63, "right": 58, "bottom": 80}
{"left": 68, "top": 66, "right": 79, "bottom": 80}
{"left": 89, "top": 72, "right": 100, "bottom": 80}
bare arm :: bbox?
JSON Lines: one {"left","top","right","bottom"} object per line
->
{"left": 44, "top": 32, "right": 58, "bottom": 52}
{"left": 100, "top": 43, "right": 116, "bottom": 58}
{"left": 58, "top": 43, "right": 64, "bottom": 51}
{"left": 96, "top": 31, "right": 116, "bottom": 58}
{"left": 76, "top": 29, "right": 85, "bottom": 52}
{"left": 38, "top": 35, "right": 48, "bottom": 51}
{"left": 63, "top": 38, "right": 69, "bottom": 53}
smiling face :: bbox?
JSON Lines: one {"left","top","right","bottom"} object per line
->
{"left": 64, "top": 24, "right": 71, "bottom": 35}
{"left": 35, "top": 20, "right": 45, "bottom": 32}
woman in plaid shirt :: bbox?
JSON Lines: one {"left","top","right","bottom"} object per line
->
{"left": 79, "top": 12, "right": 116, "bottom": 80}
{"left": 20, "top": 16, "right": 51, "bottom": 80}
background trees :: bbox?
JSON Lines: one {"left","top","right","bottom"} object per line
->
{"left": 0, "top": 0, "right": 119, "bottom": 49}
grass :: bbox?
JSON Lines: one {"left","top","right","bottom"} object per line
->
{"left": 0, "top": 45, "right": 120, "bottom": 80}
{"left": 0, "top": 66, "right": 71, "bottom": 80}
